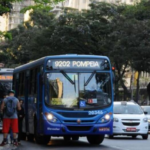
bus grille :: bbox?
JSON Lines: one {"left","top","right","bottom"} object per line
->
{"left": 64, "top": 120, "right": 94, "bottom": 123}
{"left": 57, "top": 112, "right": 96, "bottom": 118}
{"left": 67, "top": 126, "right": 92, "bottom": 131}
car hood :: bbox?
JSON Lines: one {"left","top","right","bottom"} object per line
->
{"left": 113, "top": 114, "right": 146, "bottom": 119}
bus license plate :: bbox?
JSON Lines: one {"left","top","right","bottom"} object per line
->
{"left": 126, "top": 127, "right": 136, "bottom": 132}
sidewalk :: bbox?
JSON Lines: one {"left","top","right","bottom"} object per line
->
{"left": 0, "top": 133, "right": 18, "bottom": 150}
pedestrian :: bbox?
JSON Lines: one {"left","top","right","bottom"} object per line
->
{"left": 8, "top": 129, "right": 13, "bottom": 144}
{"left": 0, "top": 90, "right": 21, "bottom": 146}
{"left": 2, "top": 93, "right": 13, "bottom": 144}
{"left": 17, "top": 99, "right": 25, "bottom": 144}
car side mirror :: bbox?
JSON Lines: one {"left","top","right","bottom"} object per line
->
{"left": 144, "top": 111, "right": 148, "bottom": 115}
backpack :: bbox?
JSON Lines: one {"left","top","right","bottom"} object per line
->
{"left": 5, "top": 98, "right": 16, "bottom": 117}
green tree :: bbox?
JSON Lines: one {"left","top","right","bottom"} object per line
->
{"left": 0, "top": 0, "right": 22, "bottom": 15}
{"left": 21, "top": 0, "right": 65, "bottom": 13}
{"left": 123, "top": 0, "right": 150, "bottom": 102}
{"left": 2, "top": 1, "right": 150, "bottom": 103}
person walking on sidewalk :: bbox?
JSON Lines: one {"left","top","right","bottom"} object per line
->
{"left": 0, "top": 90, "right": 21, "bottom": 146}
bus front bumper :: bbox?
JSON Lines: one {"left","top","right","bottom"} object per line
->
{"left": 43, "top": 120, "right": 113, "bottom": 136}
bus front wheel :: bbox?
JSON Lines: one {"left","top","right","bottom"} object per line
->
{"left": 64, "top": 136, "right": 71, "bottom": 141}
{"left": 87, "top": 135, "right": 104, "bottom": 145}
{"left": 27, "top": 134, "right": 34, "bottom": 142}
{"left": 41, "top": 135, "right": 51, "bottom": 144}
{"left": 72, "top": 136, "right": 79, "bottom": 141}
{"left": 21, "top": 132, "right": 26, "bottom": 140}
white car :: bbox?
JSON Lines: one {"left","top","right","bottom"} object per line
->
{"left": 109, "top": 101, "right": 149, "bottom": 139}
{"left": 141, "top": 106, "right": 150, "bottom": 132}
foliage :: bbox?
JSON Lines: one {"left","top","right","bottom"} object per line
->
{"left": 21, "top": 0, "right": 65, "bottom": 13}
{"left": 0, "top": 31, "right": 12, "bottom": 40}
{"left": 2, "top": 1, "right": 150, "bottom": 101}
{"left": 0, "top": 0, "right": 22, "bottom": 15}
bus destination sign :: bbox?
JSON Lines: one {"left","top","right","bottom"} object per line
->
{"left": 0, "top": 75, "right": 13, "bottom": 80}
{"left": 49, "top": 59, "right": 109, "bottom": 69}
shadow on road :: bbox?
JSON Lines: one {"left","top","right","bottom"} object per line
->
{"left": 19, "top": 138, "right": 118, "bottom": 150}
{"left": 105, "top": 136, "right": 145, "bottom": 140}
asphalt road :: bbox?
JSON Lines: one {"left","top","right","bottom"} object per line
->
{"left": 0, "top": 134, "right": 149, "bottom": 150}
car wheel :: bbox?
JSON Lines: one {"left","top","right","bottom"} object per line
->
{"left": 72, "top": 136, "right": 79, "bottom": 141}
{"left": 132, "top": 135, "right": 137, "bottom": 139}
{"left": 108, "top": 135, "right": 113, "bottom": 139}
{"left": 87, "top": 135, "right": 104, "bottom": 145}
{"left": 64, "top": 136, "right": 71, "bottom": 141}
{"left": 142, "top": 134, "right": 148, "bottom": 140}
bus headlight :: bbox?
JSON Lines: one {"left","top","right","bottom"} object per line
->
{"left": 47, "top": 113, "right": 53, "bottom": 120}
{"left": 45, "top": 113, "right": 60, "bottom": 123}
{"left": 98, "top": 113, "right": 111, "bottom": 123}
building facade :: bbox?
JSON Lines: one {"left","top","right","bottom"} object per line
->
{"left": 58, "top": 0, "right": 135, "bottom": 10}
{"left": 9, "top": 0, "right": 34, "bottom": 30}
{"left": 0, "top": 0, "right": 136, "bottom": 32}
{"left": 0, "top": 14, "right": 9, "bottom": 32}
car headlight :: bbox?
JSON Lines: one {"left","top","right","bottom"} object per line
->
{"left": 98, "top": 113, "right": 111, "bottom": 123}
{"left": 113, "top": 117, "right": 119, "bottom": 122}
{"left": 45, "top": 113, "right": 60, "bottom": 123}
{"left": 148, "top": 119, "right": 150, "bottom": 123}
{"left": 143, "top": 118, "right": 148, "bottom": 122}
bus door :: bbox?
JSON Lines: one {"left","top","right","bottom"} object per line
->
{"left": 25, "top": 70, "right": 30, "bottom": 133}
{"left": 37, "top": 73, "right": 44, "bottom": 133}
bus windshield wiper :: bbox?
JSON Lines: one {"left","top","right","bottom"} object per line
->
{"left": 60, "top": 70, "right": 76, "bottom": 92}
{"left": 60, "top": 70, "right": 75, "bottom": 85}
{"left": 84, "top": 71, "right": 96, "bottom": 86}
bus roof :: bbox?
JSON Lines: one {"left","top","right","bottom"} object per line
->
{"left": 14, "top": 54, "right": 110, "bottom": 73}
{"left": 0, "top": 68, "right": 14, "bottom": 73}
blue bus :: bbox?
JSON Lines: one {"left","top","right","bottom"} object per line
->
{"left": 13, "top": 54, "right": 114, "bottom": 145}
{"left": 0, "top": 68, "right": 14, "bottom": 130}
{"left": 0, "top": 68, "right": 14, "bottom": 102}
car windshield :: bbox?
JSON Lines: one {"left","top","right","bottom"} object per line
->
{"left": 114, "top": 103, "right": 143, "bottom": 114}
{"left": 142, "top": 106, "right": 150, "bottom": 114}
{"left": 45, "top": 72, "right": 112, "bottom": 109}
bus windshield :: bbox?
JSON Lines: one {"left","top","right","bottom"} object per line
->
{"left": 45, "top": 72, "right": 112, "bottom": 109}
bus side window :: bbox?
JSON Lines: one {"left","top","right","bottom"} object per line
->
{"left": 13, "top": 74, "right": 16, "bottom": 90}
{"left": 22, "top": 73, "right": 25, "bottom": 95}
{"left": 31, "top": 69, "right": 35, "bottom": 95}
{"left": 19, "top": 72, "right": 25, "bottom": 96}
{"left": 29, "top": 70, "right": 32, "bottom": 95}
{"left": 18, "top": 73, "right": 21, "bottom": 96}
{"left": 34, "top": 68, "right": 39, "bottom": 94}
{"left": 14, "top": 73, "right": 19, "bottom": 97}
{"left": 19, "top": 73, "right": 23, "bottom": 96}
